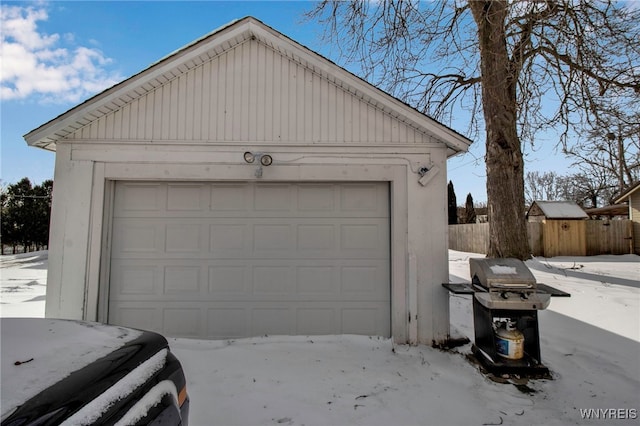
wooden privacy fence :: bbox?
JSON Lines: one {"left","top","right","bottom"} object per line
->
{"left": 449, "top": 220, "right": 633, "bottom": 257}
{"left": 585, "top": 220, "right": 634, "bottom": 256}
{"left": 448, "top": 223, "right": 490, "bottom": 255}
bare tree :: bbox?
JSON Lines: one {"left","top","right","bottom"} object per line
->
{"left": 524, "top": 170, "right": 615, "bottom": 208}
{"left": 566, "top": 170, "right": 617, "bottom": 208}
{"left": 524, "top": 171, "right": 566, "bottom": 204}
{"left": 308, "top": 0, "right": 640, "bottom": 259}
{"left": 564, "top": 109, "right": 640, "bottom": 196}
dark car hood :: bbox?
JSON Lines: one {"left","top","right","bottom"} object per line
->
{"left": 1, "top": 318, "right": 168, "bottom": 425}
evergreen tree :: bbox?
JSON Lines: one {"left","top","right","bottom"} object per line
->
{"left": 0, "top": 187, "right": 11, "bottom": 255}
{"left": 447, "top": 181, "right": 458, "bottom": 225}
{"left": 32, "top": 180, "right": 53, "bottom": 249}
{"left": 465, "top": 193, "right": 477, "bottom": 224}
{"left": 0, "top": 178, "right": 52, "bottom": 253}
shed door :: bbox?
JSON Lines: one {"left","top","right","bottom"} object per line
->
{"left": 108, "top": 181, "right": 390, "bottom": 339}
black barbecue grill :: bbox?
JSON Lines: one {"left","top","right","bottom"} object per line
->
{"left": 444, "top": 258, "right": 570, "bottom": 376}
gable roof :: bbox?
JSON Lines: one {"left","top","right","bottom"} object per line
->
{"left": 527, "top": 201, "right": 588, "bottom": 219}
{"left": 614, "top": 182, "right": 640, "bottom": 203}
{"left": 23, "top": 17, "right": 472, "bottom": 156}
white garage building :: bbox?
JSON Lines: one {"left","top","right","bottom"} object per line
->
{"left": 25, "top": 17, "right": 471, "bottom": 345}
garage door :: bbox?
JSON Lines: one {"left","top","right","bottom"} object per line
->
{"left": 108, "top": 181, "right": 390, "bottom": 339}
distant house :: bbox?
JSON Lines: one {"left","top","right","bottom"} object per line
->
{"left": 615, "top": 182, "right": 640, "bottom": 255}
{"left": 526, "top": 201, "right": 588, "bottom": 222}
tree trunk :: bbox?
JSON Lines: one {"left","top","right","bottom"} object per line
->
{"left": 470, "top": 0, "right": 530, "bottom": 259}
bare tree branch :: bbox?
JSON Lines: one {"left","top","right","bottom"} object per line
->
{"left": 306, "top": 0, "right": 640, "bottom": 258}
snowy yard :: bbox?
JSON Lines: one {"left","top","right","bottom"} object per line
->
{"left": 1, "top": 250, "right": 638, "bottom": 425}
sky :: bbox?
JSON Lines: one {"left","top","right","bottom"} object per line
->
{"left": 0, "top": 1, "right": 577, "bottom": 203}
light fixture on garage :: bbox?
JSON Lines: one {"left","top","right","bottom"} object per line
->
{"left": 260, "top": 154, "right": 272, "bottom": 166}
{"left": 243, "top": 152, "right": 255, "bottom": 163}
{"left": 243, "top": 152, "right": 273, "bottom": 178}
{"left": 417, "top": 164, "right": 439, "bottom": 187}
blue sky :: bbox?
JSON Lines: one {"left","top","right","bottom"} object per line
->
{"left": 1, "top": 1, "right": 575, "bottom": 203}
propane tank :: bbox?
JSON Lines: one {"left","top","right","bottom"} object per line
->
{"left": 494, "top": 320, "right": 524, "bottom": 360}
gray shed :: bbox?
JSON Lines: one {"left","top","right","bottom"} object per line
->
{"left": 527, "top": 201, "right": 588, "bottom": 223}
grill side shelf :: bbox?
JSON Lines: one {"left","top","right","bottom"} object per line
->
{"left": 536, "top": 283, "right": 571, "bottom": 297}
{"left": 442, "top": 282, "right": 570, "bottom": 297}
{"left": 442, "top": 283, "right": 477, "bottom": 294}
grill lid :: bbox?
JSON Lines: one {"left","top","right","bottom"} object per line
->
{"left": 469, "top": 258, "right": 536, "bottom": 291}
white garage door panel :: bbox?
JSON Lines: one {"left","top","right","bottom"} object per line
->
{"left": 110, "top": 302, "right": 389, "bottom": 339}
{"left": 112, "top": 219, "right": 387, "bottom": 257}
{"left": 108, "top": 182, "right": 390, "bottom": 339}
{"left": 109, "top": 260, "right": 388, "bottom": 301}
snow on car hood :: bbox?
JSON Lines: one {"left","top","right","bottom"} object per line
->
{"left": 0, "top": 318, "right": 143, "bottom": 418}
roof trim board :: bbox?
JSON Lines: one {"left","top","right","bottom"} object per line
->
{"left": 614, "top": 182, "right": 640, "bottom": 203}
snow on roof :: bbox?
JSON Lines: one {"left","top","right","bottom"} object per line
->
{"left": 527, "top": 201, "right": 588, "bottom": 219}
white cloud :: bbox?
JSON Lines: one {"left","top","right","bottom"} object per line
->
{"left": 0, "top": 5, "right": 123, "bottom": 103}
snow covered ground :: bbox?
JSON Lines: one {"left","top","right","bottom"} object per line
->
{"left": 0, "top": 251, "right": 47, "bottom": 318}
{"left": 1, "top": 250, "right": 639, "bottom": 425}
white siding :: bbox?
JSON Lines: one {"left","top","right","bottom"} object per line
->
{"left": 632, "top": 195, "right": 640, "bottom": 255}
{"left": 68, "top": 39, "right": 431, "bottom": 145}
